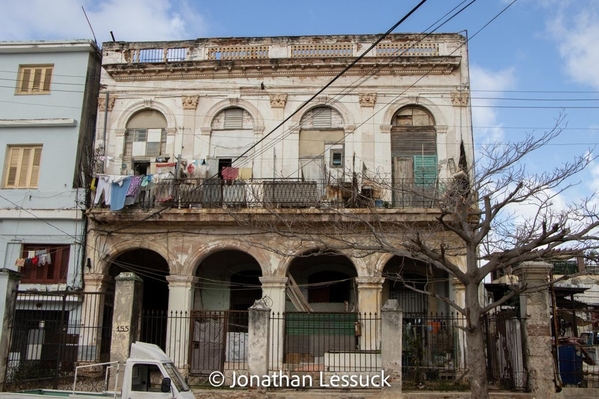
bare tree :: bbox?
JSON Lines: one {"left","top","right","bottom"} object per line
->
{"left": 230, "top": 116, "right": 599, "bottom": 399}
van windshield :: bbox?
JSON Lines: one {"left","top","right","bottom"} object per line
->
{"left": 163, "top": 362, "right": 190, "bottom": 392}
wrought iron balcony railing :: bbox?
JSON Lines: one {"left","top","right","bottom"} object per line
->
{"left": 93, "top": 177, "right": 459, "bottom": 211}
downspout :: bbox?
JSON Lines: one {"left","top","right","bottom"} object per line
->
{"left": 101, "top": 90, "right": 109, "bottom": 173}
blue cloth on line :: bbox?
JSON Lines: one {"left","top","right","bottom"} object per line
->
{"left": 110, "top": 177, "right": 132, "bottom": 211}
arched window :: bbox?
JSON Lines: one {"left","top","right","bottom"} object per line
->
{"left": 209, "top": 107, "right": 255, "bottom": 177}
{"left": 124, "top": 110, "right": 167, "bottom": 175}
{"left": 299, "top": 106, "right": 345, "bottom": 182}
{"left": 391, "top": 106, "right": 437, "bottom": 189}
{"left": 211, "top": 107, "right": 254, "bottom": 130}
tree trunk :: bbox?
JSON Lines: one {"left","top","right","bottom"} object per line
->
{"left": 465, "top": 319, "right": 489, "bottom": 399}
{"left": 465, "top": 283, "right": 489, "bottom": 399}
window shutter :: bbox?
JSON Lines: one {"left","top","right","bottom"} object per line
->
{"left": 18, "top": 148, "right": 32, "bottom": 187}
{"left": 6, "top": 148, "right": 20, "bottom": 187}
{"left": 20, "top": 68, "right": 31, "bottom": 92}
{"left": 43, "top": 68, "right": 52, "bottom": 91}
{"left": 4, "top": 146, "right": 42, "bottom": 189}
{"left": 17, "top": 65, "right": 53, "bottom": 94}
{"left": 224, "top": 108, "right": 244, "bottom": 129}
{"left": 414, "top": 155, "right": 437, "bottom": 187}
{"left": 30, "top": 147, "right": 42, "bottom": 187}
{"left": 32, "top": 69, "right": 42, "bottom": 92}
{"left": 312, "top": 107, "right": 332, "bottom": 128}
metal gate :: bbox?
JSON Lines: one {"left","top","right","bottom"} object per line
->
{"left": 4, "top": 291, "right": 114, "bottom": 391}
{"left": 483, "top": 311, "right": 527, "bottom": 390}
{"left": 189, "top": 310, "right": 249, "bottom": 375}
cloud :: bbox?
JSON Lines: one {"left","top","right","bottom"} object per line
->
{"left": 544, "top": 1, "right": 599, "bottom": 89}
{"left": 469, "top": 64, "right": 515, "bottom": 145}
{"left": 0, "top": 0, "right": 208, "bottom": 44}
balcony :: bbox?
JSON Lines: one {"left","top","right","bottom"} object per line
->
{"left": 92, "top": 177, "right": 455, "bottom": 211}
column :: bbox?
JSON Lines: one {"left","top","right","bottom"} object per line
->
{"left": 381, "top": 299, "right": 403, "bottom": 391}
{"left": 513, "top": 261, "right": 555, "bottom": 399}
{"left": 259, "top": 276, "right": 287, "bottom": 369}
{"left": 248, "top": 299, "right": 270, "bottom": 381}
{"left": 0, "top": 269, "right": 20, "bottom": 391}
{"left": 110, "top": 272, "right": 143, "bottom": 368}
{"left": 166, "top": 275, "right": 197, "bottom": 372}
{"left": 356, "top": 276, "right": 384, "bottom": 350}
{"left": 180, "top": 95, "right": 199, "bottom": 159}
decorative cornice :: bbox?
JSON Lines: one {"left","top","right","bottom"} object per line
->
{"left": 269, "top": 93, "right": 287, "bottom": 108}
{"left": 359, "top": 93, "right": 377, "bottom": 108}
{"left": 451, "top": 91, "right": 469, "bottom": 107}
{"left": 103, "top": 57, "right": 461, "bottom": 81}
{"left": 98, "top": 96, "right": 116, "bottom": 111}
{"left": 182, "top": 95, "right": 199, "bottom": 109}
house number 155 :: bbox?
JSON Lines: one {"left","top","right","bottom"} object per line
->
{"left": 116, "top": 325, "right": 130, "bottom": 332}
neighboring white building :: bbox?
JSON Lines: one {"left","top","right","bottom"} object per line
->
{"left": 87, "top": 33, "right": 474, "bottom": 373}
{"left": 0, "top": 40, "right": 102, "bottom": 379}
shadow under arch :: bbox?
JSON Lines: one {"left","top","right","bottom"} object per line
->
{"left": 381, "top": 255, "right": 450, "bottom": 315}
{"left": 107, "top": 247, "right": 170, "bottom": 348}
{"left": 193, "top": 248, "right": 263, "bottom": 312}
{"left": 286, "top": 248, "right": 358, "bottom": 312}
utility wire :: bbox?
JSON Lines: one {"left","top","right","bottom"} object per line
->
{"left": 227, "top": 0, "right": 430, "bottom": 171}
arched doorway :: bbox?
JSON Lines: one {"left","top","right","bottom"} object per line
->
{"left": 283, "top": 251, "right": 359, "bottom": 370}
{"left": 194, "top": 250, "right": 262, "bottom": 311}
{"left": 287, "top": 250, "right": 357, "bottom": 312}
{"left": 190, "top": 250, "right": 262, "bottom": 374}
{"left": 382, "top": 255, "right": 449, "bottom": 314}
{"left": 108, "top": 248, "right": 169, "bottom": 348}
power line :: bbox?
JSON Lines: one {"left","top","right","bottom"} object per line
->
{"left": 227, "top": 0, "right": 430, "bottom": 170}
{"left": 230, "top": 1, "right": 479, "bottom": 170}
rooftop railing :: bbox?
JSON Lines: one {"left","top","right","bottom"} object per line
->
{"left": 106, "top": 35, "right": 460, "bottom": 64}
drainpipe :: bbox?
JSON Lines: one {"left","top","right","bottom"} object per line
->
{"left": 101, "top": 90, "right": 109, "bottom": 173}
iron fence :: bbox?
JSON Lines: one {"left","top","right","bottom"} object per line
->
{"left": 402, "top": 311, "right": 527, "bottom": 390}
{"left": 402, "top": 312, "right": 466, "bottom": 384}
{"left": 137, "top": 310, "right": 192, "bottom": 370}
{"left": 4, "top": 291, "right": 113, "bottom": 391}
{"left": 270, "top": 312, "right": 381, "bottom": 373}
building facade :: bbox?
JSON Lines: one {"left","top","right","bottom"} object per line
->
{"left": 86, "top": 33, "right": 473, "bottom": 373}
{"left": 0, "top": 40, "right": 102, "bottom": 377}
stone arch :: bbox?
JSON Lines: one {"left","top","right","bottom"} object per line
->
{"left": 184, "top": 240, "right": 270, "bottom": 277}
{"left": 278, "top": 246, "right": 363, "bottom": 277}
{"left": 98, "top": 238, "right": 176, "bottom": 276}
{"left": 201, "top": 98, "right": 265, "bottom": 134}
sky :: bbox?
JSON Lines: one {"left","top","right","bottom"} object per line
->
{"left": 1, "top": 0, "right": 599, "bottom": 212}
